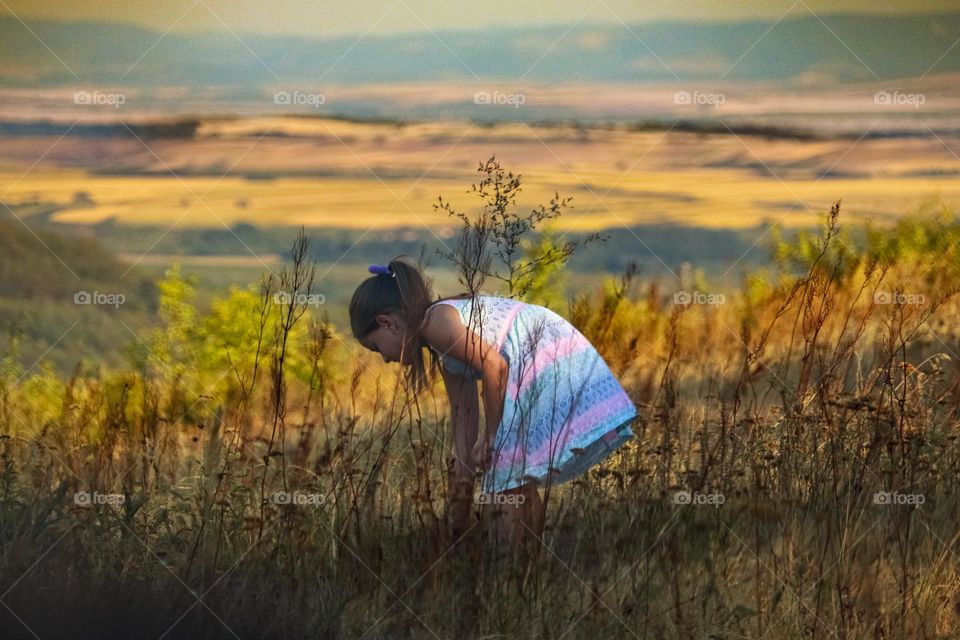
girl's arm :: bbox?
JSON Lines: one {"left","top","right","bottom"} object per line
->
{"left": 440, "top": 364, "right": 478, "bottom": 535}
{"left": 422, "top": 305, "right": 509, "bottom": 467}
{"left": 441, "top": 364, "right": 479, "bottom": 484}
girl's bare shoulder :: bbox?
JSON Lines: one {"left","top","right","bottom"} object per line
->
{"left": 422, "top": 302, "right": 462, "bottom": 339}
{"left": 423, "top": 298, "right": 508, "bottom": 375}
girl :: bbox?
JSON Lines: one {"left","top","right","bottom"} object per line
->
{"left": 349, "top": 257, "right": 638, "bottom": 553}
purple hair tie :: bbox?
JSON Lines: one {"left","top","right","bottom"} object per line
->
{"left": 368, "top": 264, "right": 395, "bottom": 277}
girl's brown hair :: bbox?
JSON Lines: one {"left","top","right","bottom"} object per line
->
{"left": 349, "top": 256, "right": 470, "bottom": 393}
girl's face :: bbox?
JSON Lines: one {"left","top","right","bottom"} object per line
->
{"left": 360, "top": 313, "right": 413, "bottom": 365}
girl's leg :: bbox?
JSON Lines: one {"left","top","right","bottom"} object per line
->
{"left": 446, "top": 449, "right": 476, "bottom": 542}
{"left": 492, "top": 482, "right": 544, "bottom": 556}
{"left": 522, "top": 482, "right": 545, "bottom": 542}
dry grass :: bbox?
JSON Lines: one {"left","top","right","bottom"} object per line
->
{"left": 2, "top": 201, "right": 960, "bottom": 638}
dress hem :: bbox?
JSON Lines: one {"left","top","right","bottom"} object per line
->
{"left": 481, "top": 409, "right": 638, "bottom": 493}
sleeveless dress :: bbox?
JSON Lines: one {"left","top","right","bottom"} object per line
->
{"left": 426, "top": 294, "right": 638, "bottom": 493}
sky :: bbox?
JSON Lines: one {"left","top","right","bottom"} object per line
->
{"left": 3, "top": 0, "right": 959, "bottom": 37}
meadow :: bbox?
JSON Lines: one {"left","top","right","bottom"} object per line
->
{"left": 2, "top": 150, "right": 960, "bottom": 636}
{"left": 3, "top": 7, "right": 960, "bottom": 637}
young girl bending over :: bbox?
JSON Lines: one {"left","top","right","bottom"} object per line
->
{"left": 349, "top": 257, "right": 638, "bottom": 554}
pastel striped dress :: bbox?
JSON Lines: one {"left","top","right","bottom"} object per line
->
{"left": 426, "top": 294, "right": 638, "bottom": 493}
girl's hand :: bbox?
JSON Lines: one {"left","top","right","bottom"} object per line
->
{"left": 472, "top": 433, "right": 493, "bottom": 471}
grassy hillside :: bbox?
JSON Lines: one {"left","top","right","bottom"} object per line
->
{"left": 0, "top": 218, "right": 156, "bottom": 372}
{"left": 2, "top": 203, "right": 960, "bottom": 638}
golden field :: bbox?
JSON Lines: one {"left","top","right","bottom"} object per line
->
{"left": 2, "top": 116, "right": 959, "bottom": 232}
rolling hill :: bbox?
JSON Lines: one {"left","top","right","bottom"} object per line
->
{"left": 1, "top": 12, "right": 959, "bottom": 87}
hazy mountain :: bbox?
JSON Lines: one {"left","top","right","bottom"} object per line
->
{"left": 1, "top": 13, "right": 959, "bottom": 87}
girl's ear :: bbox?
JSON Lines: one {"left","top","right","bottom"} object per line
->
{"left": 376, "top": 313, "right": 398, "bottom": 332}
